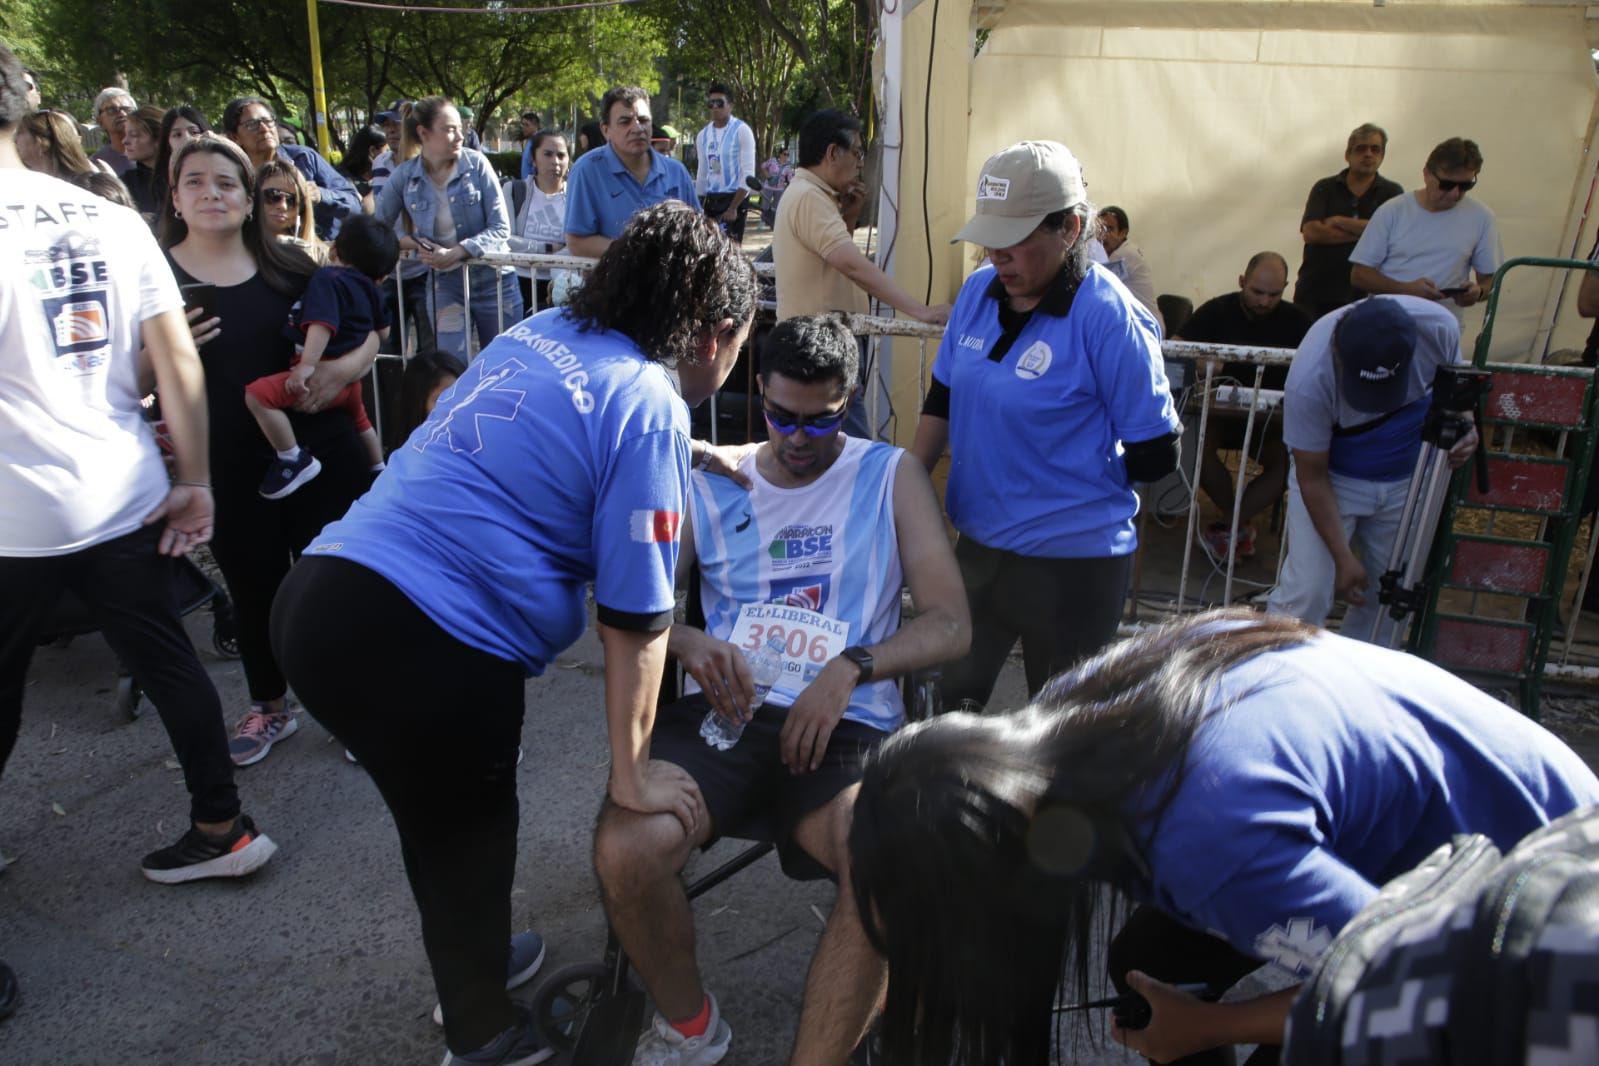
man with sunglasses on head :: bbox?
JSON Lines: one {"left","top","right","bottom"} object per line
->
{"left": 1350, "top": 137, "right": 1503, "bottom": 316}
{"left": 1294, "top": 122, "right": 1403, "bottom": 320}
{"left": 1267, "top": 295, "right": 1477, "bottom": 647}
{"left": 592, "top": 313, "right": 970, "bottom": 1066}
{"left": 694, "top": 82, "right": 756, "bottom": 243}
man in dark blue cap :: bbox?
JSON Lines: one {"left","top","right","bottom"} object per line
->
{"left": 1267, "top": 295, "right": 1478, "bottom": 645}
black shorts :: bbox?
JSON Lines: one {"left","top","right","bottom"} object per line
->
{"left": 650, "top": 694, "right": 887, "bottom": 880}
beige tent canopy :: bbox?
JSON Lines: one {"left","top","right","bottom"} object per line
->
{"left": 874, "top": 0, "right": 1599, "bottom": 438}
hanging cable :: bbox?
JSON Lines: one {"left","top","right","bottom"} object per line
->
{"left": 318, "top": 0, "right": 645, "bottom": 14}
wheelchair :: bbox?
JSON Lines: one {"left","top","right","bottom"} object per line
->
{"left": 529, "top": 584, "right": 939, "bottom": 1064}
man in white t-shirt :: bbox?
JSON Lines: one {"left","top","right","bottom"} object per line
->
{"left": 694, "top": 82, "right": 757, "bottom": 244}
{"left": 0, "top": 46, "right": 277, "bottom": 956}
{"left": 1350, "top": 137, "right": 1503, "bottom": 315}
{"left": 1097, "top": 205, "right": 1164, "bottom": 334}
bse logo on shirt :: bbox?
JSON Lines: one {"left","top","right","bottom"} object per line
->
{"left": 767, "top": 523, "right": 834, "bottom": 571}
{"left": 41, "top": 290, "right": 111, "bottom": 375}
{"left": 1014, "top": 340, "right": 1053, "bottom": 381}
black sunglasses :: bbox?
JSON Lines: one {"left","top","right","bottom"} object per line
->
{"left": 263, "top": 188, "right": 300, "bottom": 207}
{"left": 762, "top": 402, "right": 848, "bottom": 437}
{"left": 1431, "top": 170, "right": 1477, "bottom": 193}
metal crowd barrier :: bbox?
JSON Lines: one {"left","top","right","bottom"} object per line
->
{"left": 396, "top": 251, "right": 1599, "bottom": 683}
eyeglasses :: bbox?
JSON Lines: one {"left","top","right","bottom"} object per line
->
{"left": 263, "top": 188, "right": 300, "bottom": 207}
{"left": 762, "top": 403, "right": 849, "bottom": 437}
{"left": 99, "top": 102, "right": 134, "bottom": 116}
{"left": 1431, "top": 170, "right": 1477, "bottom": 193}
{"left": 240, "top": 116, "right": 277, "bottom": 134}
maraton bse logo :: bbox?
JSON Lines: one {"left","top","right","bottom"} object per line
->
{"left": 767, "top": 524, "right": 834, "bottom": 569}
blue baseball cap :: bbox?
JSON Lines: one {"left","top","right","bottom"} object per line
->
{"left": 1335, "top": 297, "right": 1419, "bottom": 413}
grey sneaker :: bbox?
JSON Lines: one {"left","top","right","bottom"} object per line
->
{"left": 632, "top": 993, "right": 732, "bottom": 1066}
{"left": 440, "top": 1004, "right": 553, "bottom": 1066}
{"left": 434, "top": 930, "right": 546, "bottom": 1026}
{"left": 228, "top": 706, "right": 298, "bottom": 767}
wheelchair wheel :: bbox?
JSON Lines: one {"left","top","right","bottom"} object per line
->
{"left": 115, "top": 675, "right": 145, "bottom": 721}
{"left": 211, "top": 598, "right": 240, "bottom": 660}
{"left": 531, "top": 961, "right": 644, "bottom": 1063}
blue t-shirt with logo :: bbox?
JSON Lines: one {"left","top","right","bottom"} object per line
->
{"left": 307, "top": 308, "right": 690, "bottom": 674}
{"left": 1281, "top": 296, "right": 1460, "bottom": 482}
{"left": 932, "top": 264, "right": 1181, "bottom": 558}
{"left": 1131, "top": 630, "right": 1599, "bottom": 978}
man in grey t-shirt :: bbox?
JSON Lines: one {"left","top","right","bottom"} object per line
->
{"left": 1350, "top": 137, "right": 1502, "bottom": 315}
{"left": 1267, "top": 296, "right": 1477, "bottom": 646}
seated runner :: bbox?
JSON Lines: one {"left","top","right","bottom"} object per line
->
{"left": 592, "top": 313, "right": 971, "bottom": 1066}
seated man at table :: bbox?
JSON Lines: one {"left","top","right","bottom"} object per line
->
{"left": 1175, "top": 251, "right": 1313, "bottom": 559}
{"left": 591, "top": 313, "right": 970, "bottom": 1066}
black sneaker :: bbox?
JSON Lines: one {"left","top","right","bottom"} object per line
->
{"left": 0, "top": 960, "right": 17, "bottom": 1021}
{"left": 258, "top": 448, "right": 322, "bottom": 499}
{"left": 140, "top": 815, "right": 278, "bottom": 884}
{"left": 441, "top": 1004, "right": 554, "bottom": 1065}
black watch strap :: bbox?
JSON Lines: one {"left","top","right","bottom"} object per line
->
{"left": 840, "top": 645, "right": 874, "bottom": 684}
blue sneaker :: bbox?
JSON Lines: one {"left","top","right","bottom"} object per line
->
{"left": 440, "top": 1004, "right": 553, "bottom": 1066}
{"left": 258, "top": 448, "right": 322, "bottom": 499}
{"left": 434, "top": 931, "right": 545, "bottom": 1026}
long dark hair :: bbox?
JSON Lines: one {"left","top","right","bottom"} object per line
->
{"left": 162, "top": 135, "right": 317, "bottom": 296}
{"left": 154, "top": 105, "right": 211, "bottom": 236}
{"left": 848, "top": 610, "right": 1316, "bottom": 1065}
{"left": 400, "top": 349, "right": 467, "bottom": 437}
{"left": 566, "top": 201, "right": 756, "bottom": 367}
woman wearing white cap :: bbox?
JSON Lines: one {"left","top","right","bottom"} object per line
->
{"left": 910, "top": 140, "right": 1182, "bottom": 708}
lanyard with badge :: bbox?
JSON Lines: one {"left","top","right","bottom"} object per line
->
{"left": 726, "top": 602, "right": 852, "bottom": 704}
{"left": 707, "top": 120, "right": 738, "bottom": 187}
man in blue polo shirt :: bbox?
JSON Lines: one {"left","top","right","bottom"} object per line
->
{"left": 1267, "top": 295, "right": 1477, "bottom": 646}
{"left": 564, "top": 87, "right": 699, "bottom": 259}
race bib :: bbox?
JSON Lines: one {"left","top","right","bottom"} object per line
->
{"left": 728, "top": 603, "right": 852, "bottom": 705}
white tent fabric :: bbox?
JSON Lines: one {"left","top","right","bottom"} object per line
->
{"left": 964, "top": 0, "right": 1598, "bottom": 359}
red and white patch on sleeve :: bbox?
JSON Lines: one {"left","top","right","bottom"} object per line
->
{"left": 628, "top": 509, "right": 681, "bottom": 543}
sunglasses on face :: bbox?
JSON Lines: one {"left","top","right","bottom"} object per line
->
{"left": 708, "top": 99, "right": 729, "bottom": 108}
{"left": 263, "top": 188, "right": 299, "bottom": 207}
{"left": 762, "top": 403, "right": 849, "bottom": 437}
{"left": 1432, "top": 171, "right": 1477, "bottom": 193}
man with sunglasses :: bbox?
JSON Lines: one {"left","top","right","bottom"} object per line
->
{"left": 1267, "top": 295, "right": 1477, "bottom": 647}
{"left": 1294, "top": 122, "right": 1403, "bottom": 320}
{"left": 1350, "top": 137, "right": 1502, "bottom": 315}
{"left": 592, "top": 313, "right": 969, "bottom": 1066}
{"left": 694, "top": 83, "right": 756, "bottom": 243}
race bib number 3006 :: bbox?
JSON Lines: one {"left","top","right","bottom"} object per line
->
{"left": 728, "top": 603, "right": 852, "bottom": 706}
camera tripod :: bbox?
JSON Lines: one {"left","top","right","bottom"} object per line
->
{"left": 1369, "top": 366, "right": 1493, "bottom": 644}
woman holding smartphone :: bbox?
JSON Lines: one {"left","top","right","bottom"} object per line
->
{"left": 374, "top": 96, "right": 521, "bottom": 361}
{"left": 161, "top": 134, "right": 375, "bottom": 769}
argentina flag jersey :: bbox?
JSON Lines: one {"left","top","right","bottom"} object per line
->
{"left": 687, "top": 436, "right": 906, "bottom": 732}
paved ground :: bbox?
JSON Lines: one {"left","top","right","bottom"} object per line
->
{"left": 0, "top": 607, "right": 1148, "bottom": 1065}
{"left": 6, "top": 602, "right": 1597, "bottom": 1065}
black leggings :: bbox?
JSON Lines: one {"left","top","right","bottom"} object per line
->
{"left": 0, "top": 525, "right": 239, "bottom": 825}
{"left": 271, "top": 555, "right": 526, "bottom": 1053}
{"left": 939, "top": 538, "right": 1132, "bottom": 709}
{"left": 1106, "top": 906, "right": 1280, "bottom": 1066}
{"left": 209, "top": 430, "right": 370, "bottom": 703}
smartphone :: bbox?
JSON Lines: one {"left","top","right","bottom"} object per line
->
{"left": 413, "top": 235, "right": 439, "bottom": 252}
{"left": 1439, "top": 286, "right": 1469, "bottom": 297}
{"left": 179, "top": 282, "right": 217, "bottom": 321}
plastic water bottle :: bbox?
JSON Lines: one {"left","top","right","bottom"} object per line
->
{"left": 700, "top": 635, "right": 784, "bottom": 750}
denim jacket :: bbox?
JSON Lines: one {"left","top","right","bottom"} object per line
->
{"left": 376, "top": 148, "right": 511, "bottom": 264}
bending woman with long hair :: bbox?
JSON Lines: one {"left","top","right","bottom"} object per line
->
{"left": 849, "top": 611, "right": 1599, "bottom": 1066}
{"left": 271, "top": 202, "right": 756, "bottom": 1064}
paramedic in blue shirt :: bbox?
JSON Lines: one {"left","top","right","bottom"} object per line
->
{"left": 910, "top": 140, "right": 1182, "bottom": 708}
{"left": 848, "top": 611, "right": 1599, "bottom": 1066}
{"left": 1266, "top": 295, "right": 1477, "bottom": 646}
{"left": 270, "top": 203, "right": 757, "bottom": 1066}
{"left": 375, "top": 96, "right": 523, "bottom": 364}
{"left": 564, "top": 86, "right": 699, "bottom": 259}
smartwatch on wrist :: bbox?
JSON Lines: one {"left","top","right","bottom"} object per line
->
{"left": 840, "top": 645, "right": 874, "bottom": 684}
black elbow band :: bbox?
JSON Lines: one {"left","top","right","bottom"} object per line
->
{"left": 922, "top": 379, "right": 951, "bottom": 419}
{"left": 1123, "top": 432, "right": 1181, "bottom": 483}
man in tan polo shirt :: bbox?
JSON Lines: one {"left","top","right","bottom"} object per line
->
{"left": 773, "top": 109, "right": 949, "bottom": 435}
